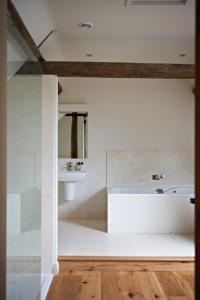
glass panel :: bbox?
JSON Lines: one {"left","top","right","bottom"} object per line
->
{"left": 6, "top": 18, "right": 42, "bottom": 300}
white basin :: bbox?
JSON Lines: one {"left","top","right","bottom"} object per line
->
{"left": 58, "top": 171, "right": 86, "bottom": 183}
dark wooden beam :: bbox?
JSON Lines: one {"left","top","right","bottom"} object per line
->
{"left": 7, "top": 0, "right": 63, "bottom": 94}
{"left": 42, "top": 61, "right": 195, "bottom": 79}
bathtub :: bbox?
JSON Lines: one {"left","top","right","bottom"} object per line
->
{"left": 107, "top": 187, "right": 194, "bottom": 233}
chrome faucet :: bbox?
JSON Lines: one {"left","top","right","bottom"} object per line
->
{"left": 160, "top": 174, "right": 166, "bottom": 179}
{"left": 74, "top": 161, "right": 84, "bottom": 171}
{"left": 152, "top": 174, "right": 166, "bottom": 180}
{"left": 66, "top": 161, "right": 73, "bottom": 171}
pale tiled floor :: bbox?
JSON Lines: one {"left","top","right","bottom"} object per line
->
{"left": 58, "top": 219, "right": 195, "bottom": 257}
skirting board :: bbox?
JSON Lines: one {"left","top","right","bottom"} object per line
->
{"left": 59, "top": 256, "right": 194, "bottom": 262}
{"left": 52, "top": 262, "right": 59, "bottom": 275}
{"left": 58, "top": 256, "right": 195, "bottom": 272}
{"left": 40, "top": 274, "right": 53, "bottom": 300}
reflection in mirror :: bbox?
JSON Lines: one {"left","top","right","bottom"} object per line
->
{"left": 58, "top": 112, "right": 88, "bottom": 159}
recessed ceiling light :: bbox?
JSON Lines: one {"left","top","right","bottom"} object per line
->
{"left": 79, "top": 22, "right": 94, "bottom": 29}
{"left": 126, "top": 0, "right": 187, "bottom": 5}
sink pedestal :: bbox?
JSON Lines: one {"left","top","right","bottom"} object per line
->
{"left": 58, "top": 169, "right": 86, "bottom": 201}
{"left": 64, "top": 182, "right": 75, "bottom": 201}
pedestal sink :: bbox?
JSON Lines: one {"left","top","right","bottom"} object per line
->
{"left": 58, "top": 170, "right": 86, "bottom": 200}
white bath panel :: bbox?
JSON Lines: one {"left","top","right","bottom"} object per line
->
{"left": 108, "top": 192, "right": 194, "bottom": 234}
{"left": 108, "top": 195, "right": 194, "bottom": 234}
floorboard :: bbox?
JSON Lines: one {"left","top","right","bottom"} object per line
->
{"left": 46, "top": 259, "right": 194, "bottom": 300}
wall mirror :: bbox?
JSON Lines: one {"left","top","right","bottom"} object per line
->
{"left": 58, "top": 105, "right": 88, "bottom": 159}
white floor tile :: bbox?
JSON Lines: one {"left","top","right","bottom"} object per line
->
{"left": 58, "top": 219, "right": 195, "bottom": 257}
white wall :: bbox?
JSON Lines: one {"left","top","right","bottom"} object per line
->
{"left": 58, "top": 78, "right": 194, "bottom": 219}
{"left": 107, "top": 150, "right": 194, "bottom": 188}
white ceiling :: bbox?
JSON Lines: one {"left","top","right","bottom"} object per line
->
{"left": 13, "top": 0, "right": 195, "bottom": 62}
{"left": 46, "top": 0, "right": 194, "bottom": 38}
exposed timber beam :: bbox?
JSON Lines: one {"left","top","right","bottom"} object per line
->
{"left": 42, "top": 61, "right": 195, "bottom": 79}
{"left": 7, "top": 0, "right": 63, "bottom": 94}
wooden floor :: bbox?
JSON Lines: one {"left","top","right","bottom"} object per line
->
{"left": 46, "top": 258, "right": 195, "bottom": 300}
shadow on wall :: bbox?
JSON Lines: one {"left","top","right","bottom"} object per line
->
{"left": 20, "top": 187, "right": 41, "bottom": 232}
{"left": 58, "top": 184, "right": 107, "bottom": 220}
{"left": 65, "top": 218, "right": 107, "bottom": 233}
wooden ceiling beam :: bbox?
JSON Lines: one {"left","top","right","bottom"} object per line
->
{"left": 7, "top": 0, "right": 63, "bottom": 94}
{"left": 42, "top": 61, "right": 195, "bottom": 79}
{"left": 8, "top": 0, "right": 194, "bottom": 82}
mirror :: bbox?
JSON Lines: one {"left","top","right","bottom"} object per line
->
{"left": 58, "top": 111, "right": 88, "bottom": 159}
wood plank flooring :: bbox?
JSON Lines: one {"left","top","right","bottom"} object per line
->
{"left": 46, "top": 259, "right": 194, "bottom": 300}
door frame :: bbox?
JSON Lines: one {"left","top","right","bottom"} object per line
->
{"left": 0, "top": 1, "right": 199, "bottom": 299}
{"left": 0, "top": 0, "right": 7, "bottom": 299}
{"left": 195, "top": 0, "right": 200, "bottom": 297}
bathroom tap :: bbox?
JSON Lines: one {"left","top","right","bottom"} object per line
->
{"left": 160, "top": 174, "right": 166, "bottom": 179}
{"left": 152, "top": 174, "right": 160, "bottom": 180}
{"left": 66, "top": 161, "right": 73, "bottom": 171}
{"left": 152, "top": 174, "right": 166, "bottom": 180}
{"left": 74, "top": 162, "right": 84, "bottom": 171}
{"left": 74, "top": 162, "right": 81, "bottom": 171}
{"left": 156, "top": 188, "right": 164, "bottom": 194}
